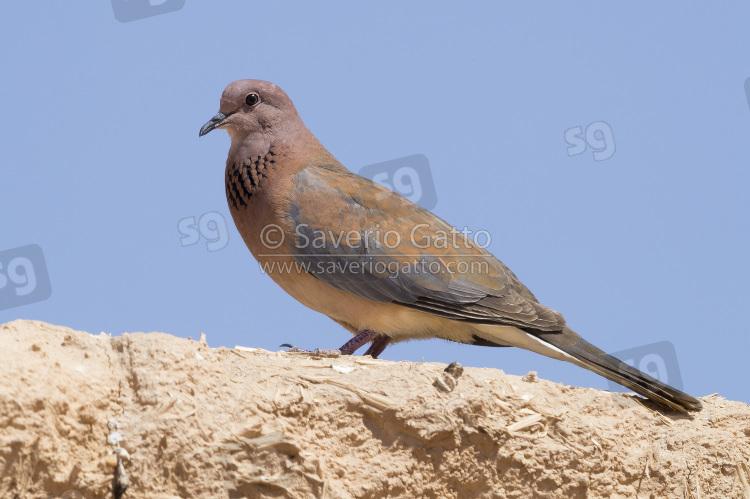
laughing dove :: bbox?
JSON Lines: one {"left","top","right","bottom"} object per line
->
{"left": 199, "top": 79, "right": 701, "bottom": 412}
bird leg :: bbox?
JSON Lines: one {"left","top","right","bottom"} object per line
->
{"left": 282, "top": 329, "right": 388, "bottom": 356}
{"left": 336, "top": 329, "right": 379, "bottom": 355}
{"left": 363, "top": 334, "right": 390, "bottom": 358}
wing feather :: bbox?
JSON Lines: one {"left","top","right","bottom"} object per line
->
{"left": 287, "top": 166, "right": 566, "bottom": 332}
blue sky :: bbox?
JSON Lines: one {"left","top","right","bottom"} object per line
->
{"left": 1, "top": 2, "right": 748, "bottom": 405}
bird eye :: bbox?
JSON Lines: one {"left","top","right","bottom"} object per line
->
{"left": 245, "top": 93, "right": 260, "bottom": 106}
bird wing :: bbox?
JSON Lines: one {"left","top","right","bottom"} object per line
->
{"left": 286, "top": 166, "right": 565, "bottom": 332}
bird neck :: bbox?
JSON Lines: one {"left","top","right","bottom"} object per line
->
{"left": 229, "top": 125, "right": 338, "bottom": 172}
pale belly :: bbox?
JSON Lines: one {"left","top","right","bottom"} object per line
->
{"left": 254, "top": 249, "right": 529, "bottom": 348}
{"left": 230, "top": 202, "right": 526, "bottom": 350}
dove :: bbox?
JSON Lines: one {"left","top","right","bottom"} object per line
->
{"left": 199, "top": 79, "right": 701, "bottom": 412}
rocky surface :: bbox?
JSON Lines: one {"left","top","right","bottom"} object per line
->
{"left": 1, "top": 320, "right": 748, "bottom": 498}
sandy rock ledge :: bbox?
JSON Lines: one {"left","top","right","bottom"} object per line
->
{"left": 0, "top": 320, "right": 748, "bottom": 498}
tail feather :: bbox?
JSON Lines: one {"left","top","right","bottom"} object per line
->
{"left": 535, "top": 327, "right": 702, "bottom": 413}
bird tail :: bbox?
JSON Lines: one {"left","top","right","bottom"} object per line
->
{"left": 534, "top": 327, "right": 702, "bottom": 412}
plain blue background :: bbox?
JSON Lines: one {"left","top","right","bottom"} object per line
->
{"left": 1, "top": 2, "right": 748, "bottom": 405}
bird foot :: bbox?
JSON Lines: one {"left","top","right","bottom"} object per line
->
{"left": 279, "top": 344, "right": 343, "bottom": 356}
{"left": 313, "top": 348, "right": 343, "bottom": 356}
{"left": 279, "top": 343, "right": 308, "bottom": 353}
{"left": 280, "top": 329, "right": 391, "bottom": 358}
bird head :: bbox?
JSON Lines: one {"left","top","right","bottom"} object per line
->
{"left": 199, "top": 79, "right": 301, "bottom": 142}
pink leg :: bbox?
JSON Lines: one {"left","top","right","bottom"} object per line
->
{"left": 282, "top": 329, "right": 382, "bottom": 356}
{"left": 363, "top": 334, "right": 390, "bottom": 358}
{"left": 338, "top": 329, "right": 379, "bottom": 355}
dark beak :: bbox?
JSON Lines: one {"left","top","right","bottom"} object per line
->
{"left": 199, "top": 112, "right": 229, "bottom": 137}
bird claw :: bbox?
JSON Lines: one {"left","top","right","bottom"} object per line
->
{"left": 280, "top": 330, "right": 390, "bottom": 358}
{"left": 280, "top": 343, "right": 310, "bottom": 353}
{"left": 280, "top": 344, "right": 341, "bottom": 356}
{"left": 313, "top": 348, "right": 342, "bottom": 356}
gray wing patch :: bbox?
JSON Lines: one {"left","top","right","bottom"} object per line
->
{"left": 293, "top": 224, "right": 464, "bottom": 304}
{"left": 288, "top": 167, "right": 566, "bottom": 332}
